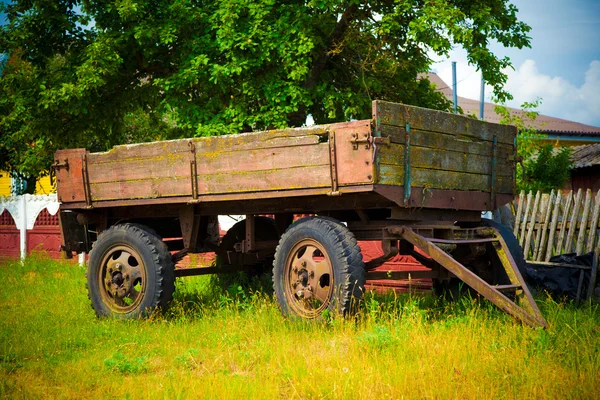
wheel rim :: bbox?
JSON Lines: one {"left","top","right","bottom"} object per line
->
{"left": 98, "top": 245, "right": 147, "bottom": 314}
{"left": 284, "top": 239, "right": 334, "bottom": 318}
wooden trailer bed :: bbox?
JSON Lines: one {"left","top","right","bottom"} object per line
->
{"left": 54, "top": 101, "right": 516, "bottom": 213}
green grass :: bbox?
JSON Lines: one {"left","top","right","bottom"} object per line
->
{"left": 1, "top": 255, "right": 598, "bottom": 399}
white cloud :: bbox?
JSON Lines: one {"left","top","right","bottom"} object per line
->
{"left": 430, "top": 48, "right": 600, "bottom": 127}
{"left": 504, "top": 59, "right": 600, "bottom": 127}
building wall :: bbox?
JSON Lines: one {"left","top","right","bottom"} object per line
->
{"left": 564, "top": 165, "right": 600, "bottom": 192}
{"left": 0, "top": 171, "right": 10, "bottom": 196}
{"left": 0, "top": 171, "right": 55, "bottom": 196}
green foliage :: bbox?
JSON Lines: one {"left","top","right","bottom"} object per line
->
{"left": 104, "top": 352, "right": 148, "bottom": 374}
{"left": 1, "top": 1, "right": 532, "bottom": 182}
{"left": 494, "top": 100, "right": 572, "bottom": 192}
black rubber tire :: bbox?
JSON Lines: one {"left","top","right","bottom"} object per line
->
{"left": 216, "top": 216, "right": 279, "bottom": 271}
{"left": 433, "top": 218, "right": 528, "bottom": 300}
{"left": 273, "top": 216, "right": 366, "bottom": 318}
{"left": 88, "top": 223, "right": 175, "bottom": 318}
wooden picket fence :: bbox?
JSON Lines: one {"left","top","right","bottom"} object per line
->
{"left": 513, "top": 188, "right": 599, "bottom": 301}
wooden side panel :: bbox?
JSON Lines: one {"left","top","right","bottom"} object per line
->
{"left": 379, "top": 164, "right": 513, "bottom": 193}
{"left": 54, "top": 148, "right": 87, "bottom": 204}
{"left": 380, "top": 125, "right": 513, "bottom": 158}
{"left": 379, "top": 143, "right": 513, "bottom": 177}
{"left": 85, "top": 129, "right": 332, "bottom": 202}
{"left": 376, "top": 101, "right": 516, "bottom": 144}
{"left": 374, "top": 100, "right": 516, "bottom": 196}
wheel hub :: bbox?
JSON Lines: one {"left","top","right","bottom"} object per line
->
{"left": 98, "top": 245, "right": 146, "bottom": 312}
{"left": 284, "top": 239, "right": 333, "bottom": 317}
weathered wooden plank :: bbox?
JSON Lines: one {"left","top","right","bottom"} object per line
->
{"left": 90, "top": 177, "right": 192, "bottom": 201}
{"left": 90, "top": 165, "right": 333, "bottom": 201}
{"left": 88, "top": 132, "right": 324, "bottom": 164}
{"left": 378, "top": 144, "right": 513, "bottom": 177}
{"left": 88, "top": 142, "right": 330, "bottom": 184}
{"left": 524, "top": 191, "right": 541, "bottom": 259}
{"left": 380, "top": 124, "right": 513, "bottom": 157}
{"left": 565, "top": 189, "right": 583, "bottom": 254}
{"left": 556, "top": 191, "right": 574, "bottom": 255}
{"left": 375, "top": 101, "right": 516, "bottom": 144}
{"left": 198, "top": 165, "right": 332, "bottom": 194}
{"left": 576, "top": 189, "right": 592, "bottom": 255}
{"left": 89, "top": 143, "right": 330, "bottom": 184}
{"left": 514, "top": 190, "right": 525, "bottom": 236}
{"left": 88, "top": 153, "right": 190, "bottom": 183}
{"left": 519, "top": 191, "right": 533, "bottom": 248}
{"left": 378, "top": 164, "right": 513, "bottom": 193}
{"left": 545, "top": 190, "right": 562, "bottom": 262}
{"left": 535, "top": 191, "right": 554, "bottom": 261}
{"left": 199, "top": 143, "right": 330, "bottom": 176}
{"left": 586, "top": 189, "right": 600, "bottom": 253}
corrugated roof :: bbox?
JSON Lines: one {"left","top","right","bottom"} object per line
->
{"left": 420, "top": 73, "right": 600, "bottom": 136}
{"left": 570, "top": 144, "right": 600, "bottom": 169}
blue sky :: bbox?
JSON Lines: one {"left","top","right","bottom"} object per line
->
{"left": 434, "top": 0, "right": 600, "bottom": 127}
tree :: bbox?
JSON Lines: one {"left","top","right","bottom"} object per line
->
{"left": 494, "top": 100, "right": 572, "bottom": 193}
{"left": 1, "top": 0, "right": 532, "bottom": 186}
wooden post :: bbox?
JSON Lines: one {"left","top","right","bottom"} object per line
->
{"left": 524, "top": 191, "right": 541, "bottom": 260}
{"left": 576, "top": 189, "right": 592, "bottom": 255}
{"left": 557, "top": 191, "right": 574, "bottom": 255}
{"left": 514, "top": 190, "right": 525, "bottom": 236}
{"left": 535, "top": 190, "right": 554, "bottom": 261}
{"left": 565, "top": 189, "right": 583, "bottom": 254}
{"left": 520, "top": 191, "right": 533, "bottom": 248}
{"left": 585, "top": 189, "right": 600, "bottom": 253}
{"left": 545, "top": 190, "right": 562, "bottom": 262}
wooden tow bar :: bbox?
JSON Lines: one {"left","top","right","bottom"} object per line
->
{"left": 389, "top": 226, "right": 548, "bottom": 328}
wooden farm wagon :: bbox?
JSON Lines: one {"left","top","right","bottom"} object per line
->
{"left": 53, "top": 101, "right": 547, "bottom": 327}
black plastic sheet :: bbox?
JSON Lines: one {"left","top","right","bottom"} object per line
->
{"left": 525, "top": 252, "right": 594, "bottom": 300}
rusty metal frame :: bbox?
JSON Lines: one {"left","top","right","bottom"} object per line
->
{"left": 403, "top": 123, "right": 411, "bottom": 206}
{"left": 81, "top": 153, "right": 93, "bottom": 209}
{"left": 244, "top": 214, "right": 255, "bottom": 253}
{"left": 365, "top": 239, "right": 398, "bottom": 270}
{"left": 179, "top": 205, "right": 201, "bottom": 251}
{"left": 388, "top": 226, "right": 547, "bottom": 328}
{"left": 188, "top": 141, "right": 199, "bottom": 200}
{"left": 491, "top": 135, "right": 498, "bottom": 210}
{"left": 328, "top": 131, "right": 340, "bottom": 196}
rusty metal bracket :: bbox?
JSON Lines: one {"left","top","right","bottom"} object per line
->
{"left": 403, "top": 123, "right": 412, "bottom": 206}
{"left": 188, "top": 141, "right": 198, "bottom": 200}
{"left": 388, "top": 225, "right": 547, "bottom": 328}
{"left": 179, "top": 205, "right": 201, "bottom": 252}
{"left": 245, "top": 215, "right": 255, "bottom": 253}
{"left": 81, "top": 153, "right": 93, "bottom": 209}
{"left": 328, "top": 131, "right": 340, "bottom": 196}
{"left": 49, "top": 159, "right": 69, "bottom": 186}
{"left": 350, "top": 135, "right": 390, "bottom": 150}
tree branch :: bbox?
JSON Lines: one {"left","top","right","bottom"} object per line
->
{"left": 304, "top": 3, "right": 359, "bottom": 90}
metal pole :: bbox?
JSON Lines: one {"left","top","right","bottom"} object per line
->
{"left": 480, "top": 74, "right": 485, "bottom": 120}
{"left": 452, "top": 61, "right": 457, "bottom": 114}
